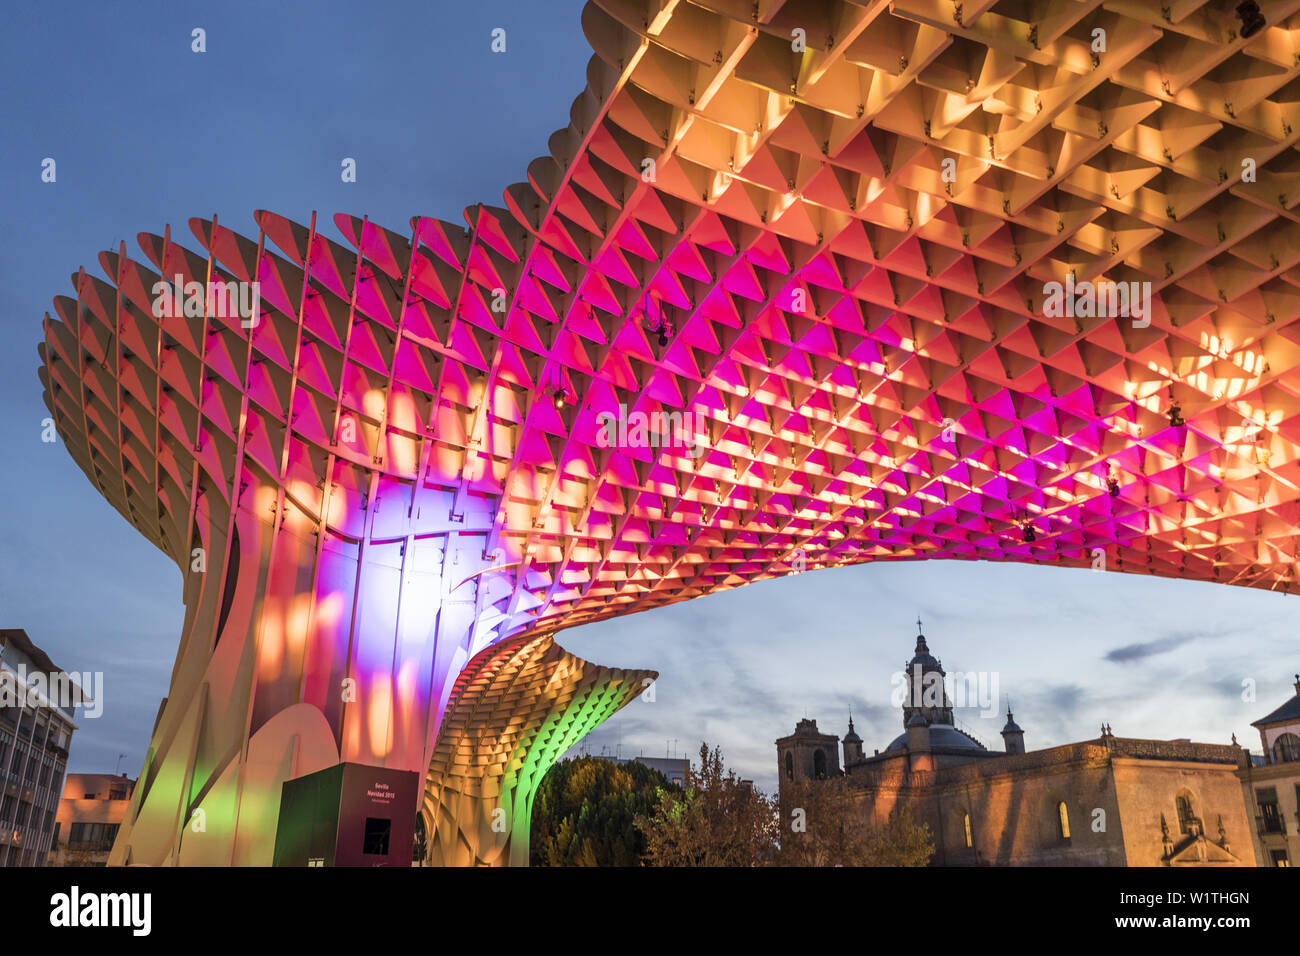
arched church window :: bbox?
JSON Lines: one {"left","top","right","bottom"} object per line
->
{"left": 1057, "top": 801, "right": 1070, "bottom": 840}
{"left": 963, "top": 812, "right": 972, "bottom": 848}
{"left": 1175, "top": 792, "right": 1197, "bottom": 834}
{"left": 813, "top": 749, "right": 826, "bottom": 779}
{"left": 784, "top": 752, "right": 793, "bottom": 780}
{"left": 1273, "top": 733, "right": 1300, "bottom": 763}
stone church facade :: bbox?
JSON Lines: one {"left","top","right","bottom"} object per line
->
{"left": 1237, "top": 674, "right": 1300, "bottom": 866}
{"left": 777, "top": 626, "right": 1259, "bottom": 866}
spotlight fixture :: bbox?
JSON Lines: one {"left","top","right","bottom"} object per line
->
{"left": 1235, "top": 0, "right": 1266, "bottom": 38}
{"left": 1168, "top": 402, "right": 1185, "bottom": 427}
{"left": 1022, "top": 524, "right": 1036, "bottom": 543}
{"left": 552, "top": 386, "right": 566, "bottom": 409}
{"left": 642, "top": 294, "right": 674, "bottom": 347}
{"left": 1107, "top": 476, "right": 1120, "bottom": 498}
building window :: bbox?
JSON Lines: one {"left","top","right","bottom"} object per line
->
{"left": 1175, "top": 792, "right": 1197, "bottom": 834}
{"left": 1257, "top": 787, "right": 1283, "bottom": 834}
{"left": 1273, "top": 733, "right": 1300, "bottom": 763}
{"left": 784, "top": 752, "right": 793, "bottom": 781}
{"left": 1271, "top": 850, "right": 1290, "bottom": 867}
{"left": 963, "top": 812, "right": 972, "bottom": 848}
{"left": 813, "top": 749, "right": 826, "bottom": 779}
{"left": 67, "top": 822, "right": 119, "bottom": 849}
{"left": 1057, "top": 801, "right": 1070, "bottom": 840}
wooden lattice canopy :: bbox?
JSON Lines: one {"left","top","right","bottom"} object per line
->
{"left": 40, "top": 0, "right": 1300, "bottom": 639}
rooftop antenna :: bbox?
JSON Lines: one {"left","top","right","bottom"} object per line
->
{"left": 115, "top": 753, "right": 126, "bottom": 775}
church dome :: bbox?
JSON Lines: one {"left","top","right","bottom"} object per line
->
{"left": 886, "top": 724, "right": 986, "bottom": 753}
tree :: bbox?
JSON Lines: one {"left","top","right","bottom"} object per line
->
{"left": 778, "top": 777, "right": 933, "bottom": 866}
{"left": 862, "top": 803, "right": 933, "bottom": 866}
{"left": 530, "top": 756, "right": 673, "bottom": 866}
{"left": 635, "top": 742, "right": 779, "bottom": 866}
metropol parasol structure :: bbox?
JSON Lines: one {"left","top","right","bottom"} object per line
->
{"left": 37, "top": 0, "right": 1300, "bottom": 865}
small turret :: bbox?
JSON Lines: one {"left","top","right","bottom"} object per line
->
{"left": 842, "top": 713, "right": 864, "bottom": 766}
{"left": 1001, "top": 703, "right": 1025, "bottom": 755}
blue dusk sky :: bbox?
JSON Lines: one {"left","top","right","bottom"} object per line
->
{"left": 0, "top": 1, "right": 1294, "bottom": 796}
